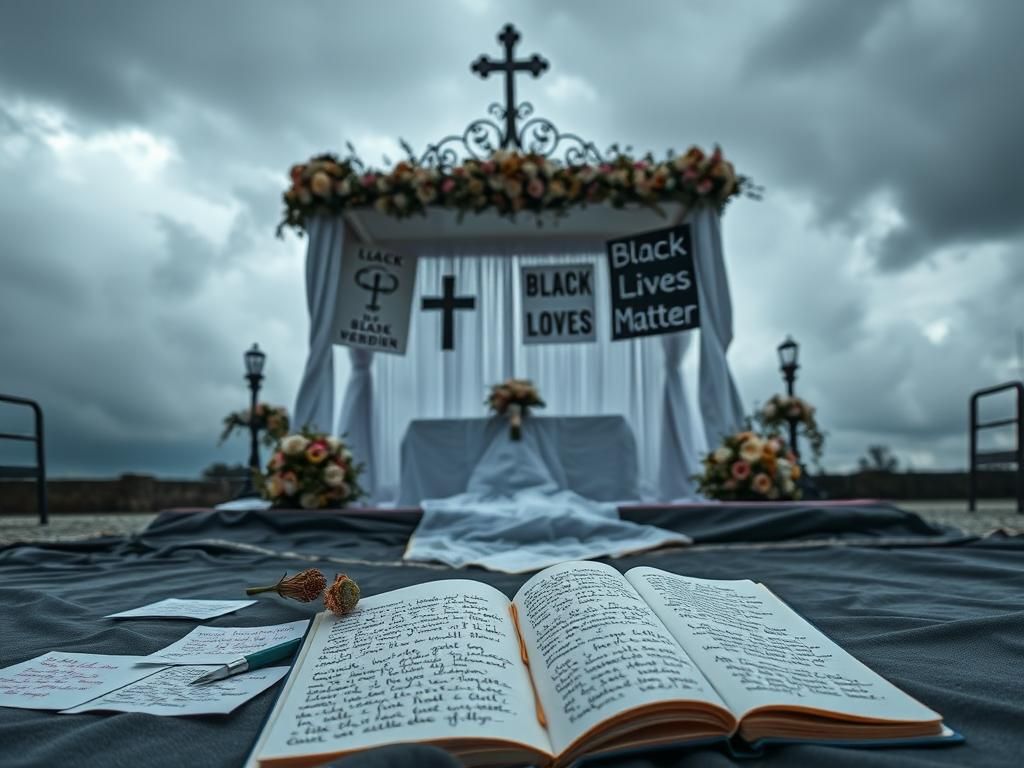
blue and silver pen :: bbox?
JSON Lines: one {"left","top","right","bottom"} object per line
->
{"left": 188, "top": 637, "right": 302, "bottom": 686}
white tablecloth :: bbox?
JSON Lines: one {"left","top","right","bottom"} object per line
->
{"left": 397, "top": 415, "right": 640, "bottom": 506}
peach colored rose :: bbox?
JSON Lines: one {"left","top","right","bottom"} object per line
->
{"left": 752, "top": 473, "right": 772, "bottom": 494}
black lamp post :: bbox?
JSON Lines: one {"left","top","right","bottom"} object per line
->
{"left": 777, "top": 336, "right": 800, "bottom": 460}
{"left": 239, "top": 343, "right": 266, "bottom": 498}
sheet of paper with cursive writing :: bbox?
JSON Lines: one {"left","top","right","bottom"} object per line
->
{"left": 627, "top": 568, "right": 941, "bottom": 723}
{"left": 0, "top": 652, "right": 161, "bottom": 711}
{"left": 61, "top": 664, "right": 288, "bottom": 716}
{"left": 512, "top": 561, "right": 728, "bottom": 756}
{"left": 256, "top": 580, "right": 552, "bottom": 765}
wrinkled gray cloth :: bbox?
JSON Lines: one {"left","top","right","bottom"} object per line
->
{"left": 405, "top": 427, "right": 689, "bottom": 571}
{"left": 0, "top": 505, "right": 1020, "bottom": 767}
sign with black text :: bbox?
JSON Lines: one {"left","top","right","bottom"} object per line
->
{"left": 520, "top": 264, "right": 596, "bottom": 345}
{"left": 606, "top": 224, "right": 700, "bottom": 340}
{"left": 333, "top": 245, "right": 417, "bottom": 355}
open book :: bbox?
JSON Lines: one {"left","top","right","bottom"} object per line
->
{"left": 249, "top": 561, "right": 956, "bottom": 767}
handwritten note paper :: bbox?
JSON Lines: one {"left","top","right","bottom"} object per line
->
{"left": 106, "top": 598, "right": 256, "bottom": 620}
{"left": 62, "top": 664, "right": 289, "bottom": 716}
{"left": 147, "top": 619, "right": 309, "bottom": 664}
{"left": 0, "top": 653, "right": 161, "bottom": 711}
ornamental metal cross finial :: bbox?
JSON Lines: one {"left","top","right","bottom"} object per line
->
{"left": 471, "top": 23, "right": 548, "bottom": 148}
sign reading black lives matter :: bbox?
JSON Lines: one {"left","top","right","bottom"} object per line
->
{"left": 606, "top": 224, "right": 700, "bottom": 340}
{"left": 520, "top": 264, "right": 596, "bottom": 344}
{"left": 333, "top": 246, "right": 418, "bottom": 355}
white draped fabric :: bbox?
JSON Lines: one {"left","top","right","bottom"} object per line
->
{"left": 405, "top": 427, "right": 690, "bottom": 573}
{"left": 292, "top": 216, "right": 346, "bottom": 433}
{"left": 293, "top": 208, "right": 744, "bottom": 503}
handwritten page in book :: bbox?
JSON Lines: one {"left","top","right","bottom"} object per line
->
{"left": 628, "top": 568, "right": 941, "bottom": 723}
{"left": 62, "top": 664, "right": 289, "bottom": 716}
{"left": 513, "top": 561, "right": 729, "bottom": 756}
{"left": 147, "top": 619, "right": 309, "bottom": 664}
{"left": 0, "top": 653, "right": 161, "bottom": 711}
{"left": 257, "top": 581, "right": 552, "bottom": 765}
{"left": 106, "top": 598, "right": 256, "bottom": 620}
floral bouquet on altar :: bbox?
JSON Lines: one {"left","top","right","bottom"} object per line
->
{"left": 257, "top": 429, "right": 366, "bottom": 510}
{"left": 486, "top": 379, "right": 545, "bottom": 441}
{"left": 695, "top": 431, "right": 802, "bottom": 501}
{"left": 220, "top": 403, "right": 290, "bottom": 448}
{"left": 756, "top": 394, "right": 825, "bottom": 466}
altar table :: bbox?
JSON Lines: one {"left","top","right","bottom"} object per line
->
{"left": 397, "top": 415, "right": 640, "bottom": 505}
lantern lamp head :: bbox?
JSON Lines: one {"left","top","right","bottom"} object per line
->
{"left": 244, "top": 343, "right": 266, "bottom": 378}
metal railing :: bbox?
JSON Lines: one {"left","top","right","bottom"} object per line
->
{"left": 968, "top": 381, "right": 1023, "bottom": 513}
{"left": 0, "top": 394, "right": 48, "bottom": 524}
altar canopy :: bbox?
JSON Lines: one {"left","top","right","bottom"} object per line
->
{"left": 288, "top": 23, "right": 748, "bottom": 505}
{"left": 292, "top": 205, "right": 745, "bottom": 502}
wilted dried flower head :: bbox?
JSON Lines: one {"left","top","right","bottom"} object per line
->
{"left": 324, "top": 573, "right": 360, "bottom": 616}
{"left": 246, "top": 569, "right": 327, "bottom": 603}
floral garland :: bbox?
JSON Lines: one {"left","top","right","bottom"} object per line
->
{"left": 695, "top": 431, "right": 801, "bottom": 502}
{"left": 279, "top": 146, "right": 752, "bottom": 235}
{"left": 219, "top": 403, "right": 290, "bottom": 448}
{"left": 756, "top": 394, "right": 826, "bottom": 466}
{"left": 487, "top": 378, "right": 544, "bottom": 441}
{"left": 257, "top": 429, "right": 365, "bottom": 509}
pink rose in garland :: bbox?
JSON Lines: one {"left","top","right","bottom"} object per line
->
{"left": 257, "top": 429, "right": 365, "bottom": 510}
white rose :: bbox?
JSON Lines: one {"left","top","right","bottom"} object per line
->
{"left": 783, "top": 478, "right": 796, "bottom": 494}
{"left": 326, "top": 436, "right": 342, "bottom": 453}
{"left": 739, "top": 438, "right": 764, "bottom": 463}
{"left": 281, "top": 434, "right": 309, "bottom": 456}
{"left": 522, "top": 161, "right": 538, "bottom": 177}
{"left": 323, "top": 463, "right": 346, "bottom": 488}
{"left": 713, "top": 446, "right": 732, "bottom": 464}
{"left": 393, "top": 193, "right": 408, "bottom": 210}
{"left": 376, "top": 177, "right": 391, "bottom": 193}
{"left": 299, "top": 492, "right": 320, "bottom": 509}
{"left": 342, "top": 447, "right": 353, "bottom": 462}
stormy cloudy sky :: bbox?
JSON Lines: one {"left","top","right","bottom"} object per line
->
{"left": 0, "top": 0, "right": 1021, "bottom": 478}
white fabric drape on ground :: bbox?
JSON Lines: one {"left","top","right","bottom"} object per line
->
{"left": 292, "top": 216, "right": 346, "bottom": 433}
{"left": 405, "top": 426, "right": 690, "bottom": 572}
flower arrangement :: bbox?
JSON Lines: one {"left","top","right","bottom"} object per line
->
{"left": 220, "top": 403, "right": 290, "bottom": 448}
{"left": 279, "top": 145, "right": 752, "bottom": 235}
{"left": 486, "top": 378, "right": 545, "bottom": 440}
{"left": 695, "top": 431, "right": 802, "bottom": 501}
{"left": 257, "top": 429, "right": 365, "bottom": 509}
{"left": 756, "top": 394, "right": 825, "bottom": 466}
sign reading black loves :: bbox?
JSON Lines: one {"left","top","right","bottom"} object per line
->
{"left": 520, "top": 264, "right": 596, "bottom": 345}
{"left": 606, "top": 224, "right": 700, "bottom": 341}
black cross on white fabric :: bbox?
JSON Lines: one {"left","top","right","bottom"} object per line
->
{"left": 471, "top": 24, "right": 548, "bottom": 147}
{"left": 421, "top": 275, "right": 476, "bottom": 351}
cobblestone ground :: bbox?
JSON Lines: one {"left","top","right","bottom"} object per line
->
{"left": 0, "top": 501, "right": 1019, "bottom": 545}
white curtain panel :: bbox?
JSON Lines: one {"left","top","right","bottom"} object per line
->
{"left": 292, "top": 216, "right": 346, "bottom": 433}
{"left": 691, "top": 209, "right": 746, "bottom": 446}
{"left": 372, "top": 241, "right": 704, "bottom": 501}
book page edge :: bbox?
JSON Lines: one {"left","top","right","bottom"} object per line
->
{"left": 244, "top": 611, "right": 326, "bottom": 768}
